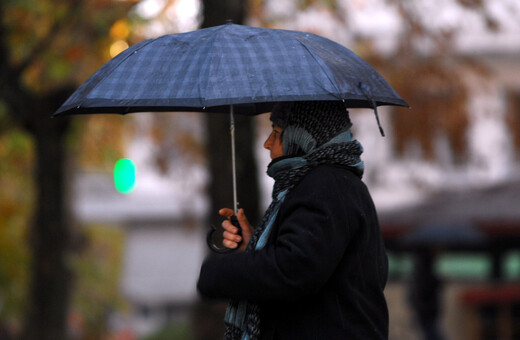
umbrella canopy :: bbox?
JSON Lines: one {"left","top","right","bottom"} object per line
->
{"left": 54, "top": 23, "right": 408, "bottom": 117}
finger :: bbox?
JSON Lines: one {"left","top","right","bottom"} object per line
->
{"left": 221, "top": 220, "right": 238, "bottom": 233}
{"left": 222, "top": 239, "right": 238, "bottom": 249}
{"left": 223, "top": 231, "right": 242, "bottom": 243}
{"left": 219, "top": 208, "right": 234, "bottom": 218}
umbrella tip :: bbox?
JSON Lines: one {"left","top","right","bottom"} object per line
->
{"left": 373, "top": 106, "right": 385, "bottom": 137}
{"left": 358, "top": 82, "right": 386, "bottom": 137}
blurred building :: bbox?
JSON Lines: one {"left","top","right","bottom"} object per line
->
{"left": 74, "top": 170, "right": 207, "bottom": 337}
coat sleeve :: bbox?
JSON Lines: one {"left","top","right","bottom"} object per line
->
{"left": 197, "top": 166, "right": 364, "bottom": 301}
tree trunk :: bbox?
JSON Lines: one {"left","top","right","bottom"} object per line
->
{"left": 193, "top": 2, "right": 260, "bottom": 340}
{"left": 21, "top": 99, "right": 72, "bottom": 340}
{"left": 1, "top": 4, "right": 73, "bottom": 334}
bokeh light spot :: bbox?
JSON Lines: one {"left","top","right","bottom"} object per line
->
{"left": 110, "top": 40, "right": 129, "bottom": 58}
{"left": 114, "top": 159, "right": 136, "bottom": 194}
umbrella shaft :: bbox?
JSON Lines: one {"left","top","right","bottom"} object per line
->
{"left": 230, "top": 105, "right": 238, "bottom": 215}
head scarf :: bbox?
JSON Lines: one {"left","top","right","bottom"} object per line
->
{"left": 270, "top": 101, "right": 352, "bottom": 156}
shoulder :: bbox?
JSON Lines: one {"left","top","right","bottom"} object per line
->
{"left": 296, "top": 164, "right": 366, "bottom": 194}
{"left": 281, "top": 164, "right": 372, "bottom": 214}
{"left": 276, "top": 165, "right": 374, "bottom": 240}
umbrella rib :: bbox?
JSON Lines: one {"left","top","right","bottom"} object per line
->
{"left": 199, "top": 25, "right": 229, "bottom": 107}
{"left": 78, "top": 38, "right": 160, "bottom": 109}
{"left": 289, "top": 36, "right": 343, "bottom": 101}
{"left": 199, "top": 41, "right": 217, "bottom": 107}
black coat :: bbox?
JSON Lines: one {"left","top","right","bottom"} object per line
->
{"left": 198, "top": 164, "right": 389, "bottom": 339}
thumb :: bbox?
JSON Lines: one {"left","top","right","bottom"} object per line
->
{"left": 237, "top": 209, "right": 251, "bottom": 234}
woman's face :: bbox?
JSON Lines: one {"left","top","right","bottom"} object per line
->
{"left": 264, "top": 124, "right": 283, "bottom": 159}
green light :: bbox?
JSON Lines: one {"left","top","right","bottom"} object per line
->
{"left": 114, "top": 158, "right": 136, "bottom": 194}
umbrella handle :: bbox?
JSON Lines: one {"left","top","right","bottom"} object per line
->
{"left": 206, "top": 216, "right": 242, "bottom": 254}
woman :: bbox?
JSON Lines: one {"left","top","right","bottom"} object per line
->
{"left": 198, "top": 101, "right": 389, "bottom": 340}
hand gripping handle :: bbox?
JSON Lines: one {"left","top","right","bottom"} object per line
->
{"left": 206, "top": 215, "right": 242, "bottom": 254}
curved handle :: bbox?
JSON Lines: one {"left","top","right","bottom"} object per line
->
{"left": 206, "top": 216, "right": 242, "bottom": 254}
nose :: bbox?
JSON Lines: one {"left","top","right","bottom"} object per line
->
{"left": 264, "top": 132, "right": 273, "bottom": 150}
{"left": 263, "top": 137, "right": 270, "bottom": 150}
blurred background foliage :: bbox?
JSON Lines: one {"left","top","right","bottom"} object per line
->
{"left": 0, "top": 128, "right": 32, "bottom": 325}
{"left": 68, "top": 224, "right": 128, "bottom": 339}
{"left": 0, "top": 0, "right": 138, "bottom": 337}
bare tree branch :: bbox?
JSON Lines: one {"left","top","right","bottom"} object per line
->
{"left": 13, "top": 0, "right": 82, "bottom": 78}
{"left": 0, "top": 1, "right": 31, "bottom": 125}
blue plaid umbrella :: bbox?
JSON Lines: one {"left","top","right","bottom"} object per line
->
{"left": 54, "top": 23, "right": 407, "bottom": 116}
{"left": 55, "top": 23, "right": 408, "bottom": 252}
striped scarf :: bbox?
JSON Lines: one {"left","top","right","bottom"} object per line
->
{"left": 223, "top": 130, "right": 364, "bottom": 340}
